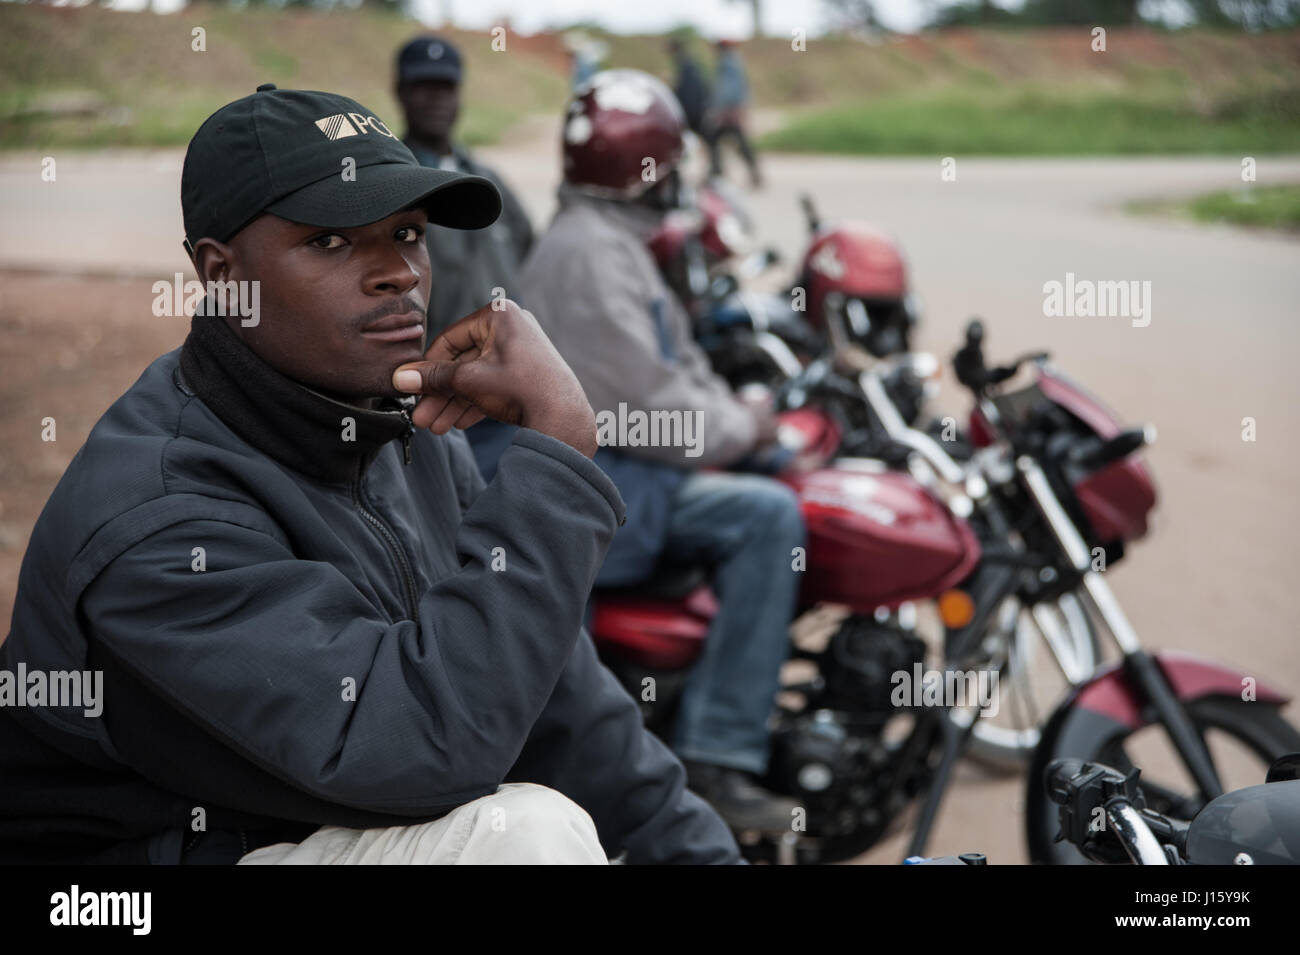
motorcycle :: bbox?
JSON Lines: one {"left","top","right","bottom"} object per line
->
{"left": 652, "top": 187, "right": 930, "bottom": 429}
{"left": 654, "top": 187, "right": 1102, "bottom": 770}
{"left": 1044, "top": 754, "right": 1300, "bottom": 865}
{"left": 589, "top": 352, "right": 980, "bottom": 863}
{"left": 955, "top": 321, "right": 1300, "bottom": 864}
{"left": 587, "top": 320, "right": 1300, "bottom": 864}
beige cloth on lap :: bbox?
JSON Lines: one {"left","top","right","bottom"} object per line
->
{"left": 236, "top": 782, "right": 609, "bottom": 865}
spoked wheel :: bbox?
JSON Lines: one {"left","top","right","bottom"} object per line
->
{"left": 964, "top": 592, "right": 1102, "bottom": 772}
{"left": 1026, "top": 694, "right": 1300, "bottom": 865}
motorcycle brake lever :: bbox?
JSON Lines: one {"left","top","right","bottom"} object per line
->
{"left": 986, "top": 351, "right": 1051, "bottom": 388}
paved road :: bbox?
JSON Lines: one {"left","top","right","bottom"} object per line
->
{"left": 3, "top": 141, "right": 1298, "bottom": 863}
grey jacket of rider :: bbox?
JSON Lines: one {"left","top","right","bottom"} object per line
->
{"left": 517, "top": 185, "right": 758, "bottom": 469}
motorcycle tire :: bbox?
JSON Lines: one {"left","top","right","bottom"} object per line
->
{"left": 1024, "top": 694, "right": 1300, "bottom": 865}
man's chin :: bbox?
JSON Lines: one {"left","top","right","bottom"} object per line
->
{"left": 306, "top": 374, "right": 408, "bottom": 409}
{"left": 357, "top": 381, "right": 414, "bottom": 408}
{"left": 302, "top": 347, "right": 426, "bottom": 407}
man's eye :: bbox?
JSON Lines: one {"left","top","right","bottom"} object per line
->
{"left": 396, "top": 226, "right": 425, "bottom": 243}
{"left": 310, "top": 234, "right": 346, "bottom": 249}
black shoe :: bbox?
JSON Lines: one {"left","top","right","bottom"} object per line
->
{"left": 681, "top": 759, "right": 799, "bottom": 834}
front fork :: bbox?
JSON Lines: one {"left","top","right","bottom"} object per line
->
{"left": 904, "top": 559, "right": 1019, "bottom": 860}
{"left": 1015, "top": 456, "right": 1223, "bottom": 803}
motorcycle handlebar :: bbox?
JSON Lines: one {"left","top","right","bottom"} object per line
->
{"left": 773, "top": 355, "right": 969, "bottom": 489}
{"left": 1045, "top": 759, "right": 1187, "bottom": 864}
{"left": 953, "top": 318, "right": 1050, "bottom": 396}
{"left": 953, "top": 319, "right": 989, "bottom": 391}
{"left": 799, "top": 194, "right": 821, "bottom": 234}
{"left": 1068, "top": 427, "right": 1148, "bottom": 471}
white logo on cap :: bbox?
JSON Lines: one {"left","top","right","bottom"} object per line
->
{"left": 427, "top": 43, "right": 443, "bottom": 59}
{"left": 315, "top": 113, "right": 398, "bottom": 141}
{"left": 316, "top": 114, "right": 359, "bottom": 140}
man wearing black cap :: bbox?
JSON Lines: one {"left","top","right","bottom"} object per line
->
{"left": 395, "top": 35, "right": 535, "bottom": 343}
{"left": 0, "top": 85, "right": 739, "bottom": 865}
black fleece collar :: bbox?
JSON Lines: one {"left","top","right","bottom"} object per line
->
{"left": 178, "top": 315, "right": 415, "bottom": 485}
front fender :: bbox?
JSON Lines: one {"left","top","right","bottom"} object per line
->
{"left": 1067, "top": 650, "right": 1289, "bottom": 731}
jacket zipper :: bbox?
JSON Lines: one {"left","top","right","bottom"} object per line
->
{"left": 398, "top": 407, "right": 414, "bottom": 465}
{"left": 352, "top": 458, "right": 420, "bottom": 621}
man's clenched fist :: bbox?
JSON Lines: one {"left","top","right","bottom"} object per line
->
{"left": 392, "top": 301, "right": 599, "bottom": 458}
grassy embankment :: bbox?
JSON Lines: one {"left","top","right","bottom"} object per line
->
{"left": 2, "top": 8, "right": 1298, "bottom": 156}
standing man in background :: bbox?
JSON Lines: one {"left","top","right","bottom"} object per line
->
{"left": 668, "top": 36, "right": 709, "bottom": 140}
{"left": 394, "top": 35, "right": 535, "bottom": 342}
{"left": 565, "top": 31, "right": 607, "bottom": 90}
{"left": 707, "top": 39, "right": 762, "bottom": 189}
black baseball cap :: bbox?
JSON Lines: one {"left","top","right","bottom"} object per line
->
{"left": 397, "top": 36, "right": 463, "bottom": 85}
{"left": 180, "top": 83, "right": 499, "bottom": 255}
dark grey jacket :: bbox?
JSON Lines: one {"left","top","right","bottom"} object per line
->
{"left": 406, "top": 141, "right": 534, "bottom": 340}
{"left": 0, "top": 313, "right": 738, "bottom": 865}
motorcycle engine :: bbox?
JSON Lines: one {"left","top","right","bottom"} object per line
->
{"left": 765, "top": 708, "right": 896, "bottom": 856}
{"left": 820, "top": 614, "right": 928, "bottom": 716}
{"left": 761, "top": 616, "right": 928, "bottom": 856}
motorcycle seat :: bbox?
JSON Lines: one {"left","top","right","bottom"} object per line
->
{"left": 594, "top": 561, "right": 712, "bottom": 602}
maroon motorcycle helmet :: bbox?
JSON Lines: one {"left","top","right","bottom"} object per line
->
{"left": 800, "top": 223, "right": 915, "bottom": 359}
{"left": 563, "top": 69, "right": 687, "bottom": 199}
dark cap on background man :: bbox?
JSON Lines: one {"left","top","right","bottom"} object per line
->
{"left": 180, "top": 83, "right": 497, "bottom": 256}
{"left": 396, "top": 36, "right": 463, "bottom": 86}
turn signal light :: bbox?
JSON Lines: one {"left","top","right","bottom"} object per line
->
{"left": 938, "top": 589, "right": 976, "bottom": 629}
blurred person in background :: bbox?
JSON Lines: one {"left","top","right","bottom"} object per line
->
{"left": 668, "top": 35, "right": 709, "bottom": 140}
{"left": 707, "top": 39, "right": 762, "bottom": 188}
{"left": 564, "top": 31, "right": 608, "bottom": 90}
{"left": 473, "top": 70, "right": 803, "bottom": 833}
{"left": 394, "top": 35, "right": 534, "bottom": 342}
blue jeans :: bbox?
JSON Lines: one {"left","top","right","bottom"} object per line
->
{"left": 663, "top": 471, "right": 804, "bottom": 775}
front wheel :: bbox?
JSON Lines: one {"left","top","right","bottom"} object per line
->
{"left": 1025, "top": 694, "right": 1300, "bottom": 864}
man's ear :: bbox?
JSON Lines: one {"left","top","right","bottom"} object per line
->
{"left": 191, "top": 237, "right": 236, "bottom": 286}
{"left": 189, "top": 237, "right": 246, "bottom": 333}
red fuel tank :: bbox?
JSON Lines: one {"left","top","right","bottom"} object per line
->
{"left": 783, "top": 464, "right": 980, "bottom": 613}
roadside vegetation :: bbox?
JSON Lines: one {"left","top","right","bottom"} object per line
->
{"left": 2, "top": 5, "right": 1297, "bottom": 157}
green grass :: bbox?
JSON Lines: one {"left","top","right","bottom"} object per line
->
{"left": 1190, "top": 184, "right": 1300, "bottom": 228}
{"left": 759, "top": 85, "right": 1300, "bottom": 155}
{"left": 0, "top": 5, "right": 566, "bottom": 151}
{"left": 1, "top": 90, "right": 226, "bottom": 149}
{"left": 3, "top": 6, "right": 1299, "bottom": 156}
{"left": 1132, "top": 184, "right": 1300, "bottom": 230}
